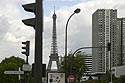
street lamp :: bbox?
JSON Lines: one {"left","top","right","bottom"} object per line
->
{"left": 64, "top": 8, "right": 80, "bottom": 83}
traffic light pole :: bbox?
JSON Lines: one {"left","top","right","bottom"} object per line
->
{"left": 34, "top": 0, "right": 43, "bottom": 83}
{"left": 26, "top": 56, "right": 28, "bottom": 64}
{"left": 25, "top": 55, "right": 29, "bottom": 83}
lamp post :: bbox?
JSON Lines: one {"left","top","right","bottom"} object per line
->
{"left": 64, "top": 8, "right": 80, "bottom": 83}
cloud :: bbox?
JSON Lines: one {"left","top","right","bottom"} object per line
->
{"left": 0, "top": 16, "right": 10, "bottom": 39}
{"left": 0, "top": 0, "right": 125, "bottom": 67}
{"left": 61, "top": 0, "right": 73, "bottom": 1}
{"left": 21, "top": 0, "right": 35, "bottom": 4}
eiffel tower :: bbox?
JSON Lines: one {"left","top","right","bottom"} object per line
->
{"left": 47, "top": 9, "right": 59, "bottom": 71}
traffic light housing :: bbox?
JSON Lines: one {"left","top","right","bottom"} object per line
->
{"left": 107, "top": 42, "right": 111, "bottom": 51}
{"left": 21, "top": 41, "right": 30, "bottom": 56}
{"left": 22, "top": 3, "right": 35, "bottom": 28}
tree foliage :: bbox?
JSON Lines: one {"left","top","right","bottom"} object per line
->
{"left": 113, "top": 75, "right": 125, "bottom": 83}
{"left": 59, "top": 52, "right": 87, "bottom": 82}
{"left": 0, "top": 56, "right": 26, "bottom": 83}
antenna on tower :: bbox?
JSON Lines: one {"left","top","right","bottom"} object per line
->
{"left": 54, "top": 6, "right": 55, "bottom": 14}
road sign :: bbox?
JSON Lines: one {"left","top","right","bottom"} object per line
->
{"left": 23, "top": 64, "right": 32, "bottom": 71}
{"left": 4, "top": 71, "right": 24, "bottom": 74}
{"left": 47, "top": 72, "right": 65, "bottom": 83}
{"left": 68, "top": 75, "right": 75, "bottom": 82}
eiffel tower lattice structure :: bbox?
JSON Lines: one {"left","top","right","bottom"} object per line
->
{"left": 47, "top": 9, "right": 59, "bottom": 72}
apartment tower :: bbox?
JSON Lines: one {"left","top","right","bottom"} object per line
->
{"left": 117, "top": 18, "right": 125, "bottom": 65}
{"left": 92, "top": 9, "right": 117, "bottom": 72}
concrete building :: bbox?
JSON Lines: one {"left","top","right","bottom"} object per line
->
{"left": 81, "top": 54, "right": 93, "bottom": 82}
{"left": 112, "top": 65, "right": 125, "bottom": 77}
{"left": 92, "top": 9, "right": 117, "bottom": 73}
{"left": 84, "top": 54, "right": 92, "bottom": 74}
{"left": 117, "top": 18, "right": 125, "bottom": 65}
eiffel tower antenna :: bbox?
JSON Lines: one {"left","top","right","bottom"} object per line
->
{"left": 54, "top": 6, "right": 55, "bottom": 13}
{"left": 47, "top": 8, "right": 59, "bottom": 72}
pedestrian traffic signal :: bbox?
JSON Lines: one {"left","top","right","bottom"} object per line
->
{"left": 107, "top": 42, "right": 111, "bottom": 51}
{"left": 21, "top": 41, "right": 30, "bottom": 56}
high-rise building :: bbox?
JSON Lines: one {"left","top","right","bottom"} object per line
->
{"left": 92, "top": 9, "right": 117, "bottom": 73}
{"left": 117, "top": 18, "right": 125, "bottom": 65}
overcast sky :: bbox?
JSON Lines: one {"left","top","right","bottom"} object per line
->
{"left": 0, "top": 0, "right": 125, "bottom": 68}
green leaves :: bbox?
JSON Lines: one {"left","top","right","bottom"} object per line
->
{"left": 59, "top": 52, "right": 87, "bottom": 82}
{"left": 0, "top": 56, "right": 26, "bottom": 83}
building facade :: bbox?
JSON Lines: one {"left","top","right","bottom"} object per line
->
{"left": 84, "top": 54, "right": 92, "bottom": 74}
{"left": 92, "top": 9, "right": 117, "bottom": 72}
{"left": 117, "top": 18, "right": 125, "bottom": 65}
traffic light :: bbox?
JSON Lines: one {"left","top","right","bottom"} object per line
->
{"left": 21, "top": 41, "right": 30, "bottom": 56}
{"left": 107, "top": 42, "right": 111, "bottom": 51}
{"left": 22, "top": 1, "right": 43, "bottom": 83}
{"left": 22, "top": 3, "right": 35, "bottom": 28}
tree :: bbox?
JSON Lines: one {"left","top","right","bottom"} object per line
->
{"left": 113, "top": 75, "right": 125, "bottom": 83}
{"left": 59, "top": 52, "right": 87, "bottom": 82}
{"left": 0, "top": 56, "right": 26, "bottom": 83}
